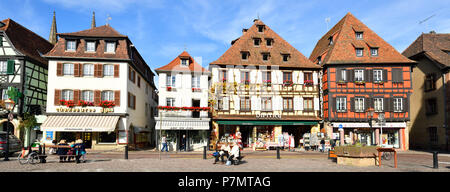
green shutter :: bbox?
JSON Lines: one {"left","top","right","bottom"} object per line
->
{"left": 0, "top": 36, "right": 3, "bottom": 46}
{"left": 6, "top": 60, "right": 15, "bottom": 74}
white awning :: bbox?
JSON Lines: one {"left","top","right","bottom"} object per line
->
{"left": 41, "top": 115, "right": 120, "bottom": 132}
{"left": 332, "top": 122, "right": 406, "bottom": 128}
{"left": 155, "top": 120, "right": 209, "bottom": 130}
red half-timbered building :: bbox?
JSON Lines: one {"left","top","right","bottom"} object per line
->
{"left": 310, "top": 13, "right": 415, "bottom": 150}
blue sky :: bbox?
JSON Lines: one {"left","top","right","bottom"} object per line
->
{"left": 1, "top": 0, "right": 449, "bottom": 77}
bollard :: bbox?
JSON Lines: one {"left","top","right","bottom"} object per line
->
{"left": 203, "top": 146, "right": 207, "bottom": 160}
{"left": 43, "top": 144, "right": 46, "bottom": 155}
{"left": 327, "top": 150, "right": 330, "bottom": 159}
{"left": 38, "top": 145, "right": 42, "bottom": 154}
{"left": 433, "top": 151, "right": 438, "bottom": 169}
{"left": 124, "top": 145, "right": 128, "bottom": 160}
{"left": 277, "top": 147, "right": 280, "bottom": 159}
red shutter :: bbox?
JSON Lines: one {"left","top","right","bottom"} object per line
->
{"left": 114, "top": 90, "right": 120, "bottom": 106}
{"left": 57, "top": 63, "right": 63, "bottom": 76}
{"left": 94, "top": 64, "right": 99, "bottom": 77}
{"left": 99, "top": 64, "right": 104, "bottom": 77}
{"left": 94, "top": 90, "right": 101, "bottom": 105}
{"left": 114, "top": 64, "right": 120, "bottom": 78}
{"left": 74, "top": 63, "right": 80, "bottom": 77}
{"left": 127, "top": 92, "right": 130, "bottom": 108}
{"left": 54, "top": 90, "right": 61, "bottom": 105}
{"left": 74, "top": 89, "right": 80, "bottom": 104}
{"left": 80, "top": 64, "right": 84, "bottom": 77}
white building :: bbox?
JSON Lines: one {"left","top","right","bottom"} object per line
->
{"left": 155, "top": 51, "right": 210, "bottom": 151}
{"left": 41, "top": 24, "right": 157, "bottom": 150}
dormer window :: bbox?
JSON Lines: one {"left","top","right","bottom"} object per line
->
{"left": 257, "top": 25, "right": 264, "bottom": 32}
{"left": 181, "top": 59, "right": 189, "bottom": 66}
{"left": 253, "top": 38, "right": 261, "bottom": 46}
{"left": 370, "top": 48, "right": 378, "bottom": 56}
{"left": 86, "top": 41, "right": 96, "bottom": 52}
{"left": 266, "top": 38, "right": 273, "bottom": 46}
{"left": 356, "top": 32, "right": 363, "bottom": 40}
{"left": 66, "top": 40, "right": 76, "bottom": 51}
{"left": 356, "top": 48, "right": 364, "bottom": 57}
{"left": 328, "top": 36, "right": 333, "bottom": 45}
{"left": 105, "top": 41, "right": 116, "bottom": 53}
{"left": 317, "top": 56, "right": 322, "bottom": 65}
{"left": 241, "top": 51, "right": 249, "bottom": 60}
{"left": 262, "top": 53, "right": 270, "bottom": 61}
{"left": 282, "top": 54, "right": 290, "bottom": 62}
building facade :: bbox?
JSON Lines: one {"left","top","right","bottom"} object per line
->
{"left": 0, "top": 19, "right": 53, "bottom": 147}
{"left": 403, "top": 32, "right": 450, "bottom": 151}
{"left": 41, "top": 23, "right": 157, "bottom": 150}
{"left": 155, "top": 51, "right": 210, "bottom": 151}
{"left": 210, "top": 19, "right": 322, "bottom": 150}
{"left": 310, "top": 13, "right": 415, "bottom": 150}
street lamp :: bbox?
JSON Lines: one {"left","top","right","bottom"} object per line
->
{"left": 378, "top": 113, "right": 386, "bottom": 147}
{"left": 3, "top": 99, "right": 15, "bottom": 161}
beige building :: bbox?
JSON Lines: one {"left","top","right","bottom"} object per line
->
{"left": 403, "top": 32, "right": 450, "bottom": 151}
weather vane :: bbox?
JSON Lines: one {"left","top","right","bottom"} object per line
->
{"left": 106, "top": 14, "right": 112, "bottom": 25}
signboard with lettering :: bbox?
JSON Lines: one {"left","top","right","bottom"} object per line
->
{"left": 256, "top": 114, "right": 282, "bottom": 120}
{"left": 56, "top": 107, "right": 114, "bottom": 113}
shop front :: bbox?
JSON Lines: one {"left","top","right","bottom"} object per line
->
{"left": 155, "top": 118, "right": 210, "bottom": 151}
{"left": 40, "top": 115, "right": 124, "bottom": 150}
{"left": 331, "top": 122, "right": 406, "bottom": 150}
{"left": 213, "top": 120, "right": 320, "bottom": 150}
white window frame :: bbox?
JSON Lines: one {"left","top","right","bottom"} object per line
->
{"left": 166, "top": 75, "right": 176, "bottom": 87}
{"left": 341, "top": 69, "right": 347, "bottom": 81}
{"left": 166, "top": 98, "right": 175, "bottom": 107}
{"left": 61, "top": 90, "right": 73, "bottom": 101}
{"left": 336, "top": 97, "right": 346, "bottom": 112}
{"left": 356, "top": 32, "right": 363, "bottom": 40}
{"left": 81, "top": 90, "right": 94, "bottom": 102}
{"left": 86, "top": 41, "right": 96, "bottom": 52}
{"left": 355, "top": 97, "right": 365, "bottom": 112}
{"left": 261, "top": 97, "right": 272, "bottom": 111}
{"left": 66, "top": 40, "right": 76, "bottom": 51}
{"left": 181, "top": 59, "right": 189, "bottom": 67}
{"left": 374, "top": 98, "right": 383, "bottom": 112}
{"left": 105, "top": 42, "right": 116, "bottom": 53}
{"left": 371, "top": 48, "right": 378, "bottom": 56}
{"left": 83, "top": 64, "right": 94, "bottom": 76}
{"left": 103, "top": 64, "right": 114, "bottom": 77}
{"left": 63, "top": 63, "right": 74, "bottom": 76}
{"left": 1, "top": 89, "right": 8, "bottom": 100}
{"left": 101, "top": 90, "right": 114, "bottom": 101}
{"left": 0, "top": 61, "right": 7, "bottom": 74}
{"left": 373, "top": 70, "right": 383, "bottom": 82}
{"left": 393, "top": 98, "right": 403, "bottom": 112}
{"left": 192, "top": 75, "right": 200, "bottom": 88}
{"left": 356, "top": 48, "right": 363, "bottom": 57}
{"left": 354, "top": 69, "right": 364, "bottom": 81}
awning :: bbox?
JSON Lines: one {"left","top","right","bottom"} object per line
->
{"left": 41, "top": 115, "right": 120, "bottom": 132}
{"left": 331, "top": 122, "right": 406, "bottom": 128}
{"left": 155, "top": 120, "right": 209, "bottom": 130}
{"left": 216, "top": 120, "right": 318, "bottom": 126}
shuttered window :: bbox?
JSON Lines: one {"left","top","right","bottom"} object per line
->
{"left": 392, "top": 68, "right": 403, "bottom": 83}
{"left": 83, "top": 64, "right": 94, "bottom": 76}
{"left": 336, "top": 97, "right": 347, "bottom": 112}
{"left": 283, "top": 97, "right": 293, "bottom": 112}
{"left": 261, "top": 97, "right": 272, "bottom": 111}
{"left": 63, "top": 63, "right": 74, "bottom": 76}
{"left": 393, "top": 98, "right": 403, "bottom": 112}
{"left": 240, "top": 97, "right": 251, "bottom": 111}
{"left": 103, "top": 64, "right": 114, "bottom": 77}
{"left": 101, "top": 90, "right": 114, "bottom": 101}
{"left": 81, "top": 90, "right": 94, "bottom": 102}
{"left": 354, "top": 97, "right": 365, "bottom": 112}
{"left": 0, "top": 60, "right": 7, "bottom": 74}
{"left": 374, "top": 98, "right": 384, "bottom": 112}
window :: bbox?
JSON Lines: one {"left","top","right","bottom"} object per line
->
{"left": 374, "top": 98, "right": 384, "bottom": 112}
{"left": 66, "top": 40, "right": 76, "bottom": 51}
{"left": 241, "top": 71, "right": 250, "bottom": 84}
{"left": 338, "top": 69, "right": 347, "bottom": 82}
{"left": 166, "top": 98, "right": 175, "bottom": 107}
{"left": 258, "top": 25, "right": 264, "bottom": 32}
{"left": 262, "top": 71, "right": 271, "bottom": 85}
{"left": 192, "top": 75, "right": 200, "bottom": 88}
{"left": 282, "top": 54, "right": 290, "bottom": 62}
{"left": 356, "top": 32, "right": 363, "bottom": 39}
{"left": 428, "top": 127, "right": 438, "bottom": 144}
{"left": 61, "top": 90, "right": 73, "bottom": 100}
{"left": 328, "top": 36, "right": 333, "bottom": 45}
{"left": 99, "top": 132, "right": 116, "bottom": 143}
{"left": 356, "top": 48, "right": 363, "bottom": 57}
{"left": 392, "top": 68, "right": 403, "bottom": 83}
{"left": 101, "top": 90, "right": 114, "bottom": 101}
{"left": 262, "top": 53, "right": 270, "bottom": 61}
{"left": 137, "top": 76, "right": 141, "bottom": 87}
{"left": 426, "top": 98, "right": 437, "bottom": 115}
{"left": 354, "top": 69, "right": 364, "bottom": 82}
{"left": 304, "top": 72, "right": 313, "bottom": 86}
{"left": 336, "top": 97, "right": 347, "bottom": 112}
{"left": 241, "top": 52, "right": 249, "bottom": 60}
{"left": 217, "top": 98, "right": 224, "bottom": 110}
{"left": 103, "top": 64, "right": 114, "bottom": 77}
{"left": 219, "top": 70, "right": 227, "bottom": 82}
{"left": 0, "top": 61, "right": 6, "bottom": 74}
{"left": 283, "top": 97, "right": 293, "bottom": 111}
{"left": 266, "top": 38, "right": 273, "bottom": 46}
{"left": 83, "top": 64, "right": 94, "bottom": 76}
{"left": 86, "top": 41, "right": 96, "bottom": 52}
{"left": 1, "top": 89, "right": 8, "bottom": 100}
{"left": 253, "top": 38, "right": 261, "bottom": 46}
{"left": 63, "top": 63, "right": 74, "bottom": 76}
{"left": 81, "top": 90, "right": 94, "bottom": 102}
{"left": 166, "top": 75, "right": 176, "bottom": 87}
{"left": 181, "top": 59, "right": 189, "bottom": 66}
{"left": 371, "top": 48, "right": 378, "bottom": 56}
{"left": 261, "top": 97, "right": 272, "bottom": 111}
{"left": 393, "top": 98, "right": 403, "bottom": 112}
{"left": 105, "top": 41, "right": 115, "bottom": 53}
{"left": 355, "top": 97, "right": 365, "bottom": 112}
{"left": 129, "top": 68, "right": 136, "bottom": 82}
{"left": 240, "top": 97, "right": 251, "bottom": 111}
{"left": 128, "top": 93, "right": 136, "bottom": 109}
{"left": 317, "top": 56, "right": 322, "bottom": 65}
{"left": 425, "top": 74, "right": 436, "bottom": 91}
{"left": 373, "top": 69, "right": 383, "bottom": 82}
{"left": 303, "top": 98, "right": 313, "bottom": 111}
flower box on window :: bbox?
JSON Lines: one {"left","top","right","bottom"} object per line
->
{"left": 283, "top": 80, "right": 293, "bottom": 87}
{"left": 78, "top": 100, "right": 94, "bottom": 107}
{"left": 355, "top": 81, "right": 365, "bottom": 85}
{"left": 192, "top": 88, "right": 201, "bottom": 92}
{"left": 166, "top": 86, "right": 173, "bottom": 91}
{"left": 373, "top": 81, "right": 384, "bottom": 85}
{"left": 304, "top": 80, "right": 314, "bottom": 86}
{"left": 60, "top": 100, "right": 75, "bottom": 108}
{"left": 263, "top": 80, "right": 272, "bottom": 86}
{"left": 337, "top": 80, "right": 347, "bottom": 85}
{"left": 221, "top": 78, "right": 227, "bottom": 83}
{"left": 99, "top": 100, "right": 115, "bottom": 108}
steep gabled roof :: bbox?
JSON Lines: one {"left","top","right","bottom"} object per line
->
{"left": 211, "top": 19, "right": 319, "bottom": 69}
{"left": 402, "top": 33, "right": 450, "bottom": 68}
{"left": 156, "top": 51, "right": 208, "bottom": 73}
{"left": 0, "top": 18, "right": 53, "bottom": 65}
{"left": 309, "top": 12, "right": 414, "bottom": 65}
{"left": 58, "top": 25, "right": 127, "bottom": 38}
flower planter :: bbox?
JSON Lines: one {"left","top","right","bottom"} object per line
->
{"left": 334, "top": 146, "right": 378, "bottom": 166}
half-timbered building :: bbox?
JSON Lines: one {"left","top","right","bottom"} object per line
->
{"left": 0, "top": 18, "right": 53, "bottom": 147}
{"left": 209, "top": 19, "right": 322, "bottom": 150}
{"left": 310, "top": 12, "right": 415, "bottom": 150}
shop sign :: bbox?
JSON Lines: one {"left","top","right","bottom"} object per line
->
{"left": 256, "top": 114, "right": 282, "bottom": 120}
{"left": 56, "top": 107, "right": 114, "bottom": 113}
{"left": 169, "top": 127, "right": 194, "bottom": 130}
{"left": 46, "top": 131, "right": 53, "bottom": 141}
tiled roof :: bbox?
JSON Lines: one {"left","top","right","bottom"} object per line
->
{"left": 402, "top": 33, "right": 450, "bottom": 68}
{"left": 57, "top": 25, "right": 127, "bottom": 38}
{"left": 309, "top": 12, "right": 414, "bottom": 65}
{"left": 211, "top": 19, "right": 319, "bottom": 69}
{"left": 0, "top": 18, "right": 53, "bottom": 65}
{"left": 155, "top": 51, "right": 208, "bottom": 73}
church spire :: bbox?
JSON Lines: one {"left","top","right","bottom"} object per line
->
{"left": 91, "top": 11, "right": 96, "bottom": 29}
{"left": 49, "top": 11, "right": 58, "bottom": 45}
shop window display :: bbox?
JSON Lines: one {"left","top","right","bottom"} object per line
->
{"left": 99, "top": 132, "right": 116, "bottom": 143}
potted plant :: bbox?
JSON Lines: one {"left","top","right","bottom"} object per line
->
{"left": 355, "top": 81, "right": 365, "bottom": 85}
{"left": 167, "top": 86, "right": 172, "bottom": 91}
{"left": 283, "top": 80, "right": 293, "bottom": 87}
{"left": 304, "top": 79, "right": 313, "bottom": 86}
{"left": 99, "top": 100, "right": 115, "bottom": 108}
{"left": 263, "top": 80, "right": 272, "bottom": 86}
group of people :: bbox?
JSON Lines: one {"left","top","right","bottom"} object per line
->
{"left": 213, "top": 142, "right": 241, "bottom": 165}
{"left": 54, "top": 139, "right": 86, "bottom": 164}
{"left": 160, "top": 134, "right": 188, "bottom": 152}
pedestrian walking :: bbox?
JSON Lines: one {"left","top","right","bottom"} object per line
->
{"left": 161, "top": 135, "right": 168, "bottom": 152}
{"left": 180, "top": 134, "right": 186, "bottom": 152}
{"left": 320, "top": 138, "right": 326, "bottom": 153}
{"left": 56, "top": 140, "right": 68, "bottom": 162}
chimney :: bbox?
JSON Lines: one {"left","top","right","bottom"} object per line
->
{"left": 242, "top": 28, "right": 248, "bottom": 35}
{"left": 48, "top": 11, "right": 58, "bottom": 45}
{"left": 91, "top": 11, "right": 96, "bottom": 29}
{"left": 429, "top": 30, "right": 436, "bottom": 34}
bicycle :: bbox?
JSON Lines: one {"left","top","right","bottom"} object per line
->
{"left": 17, "top": 148, "right": 40, "bottom": 165}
